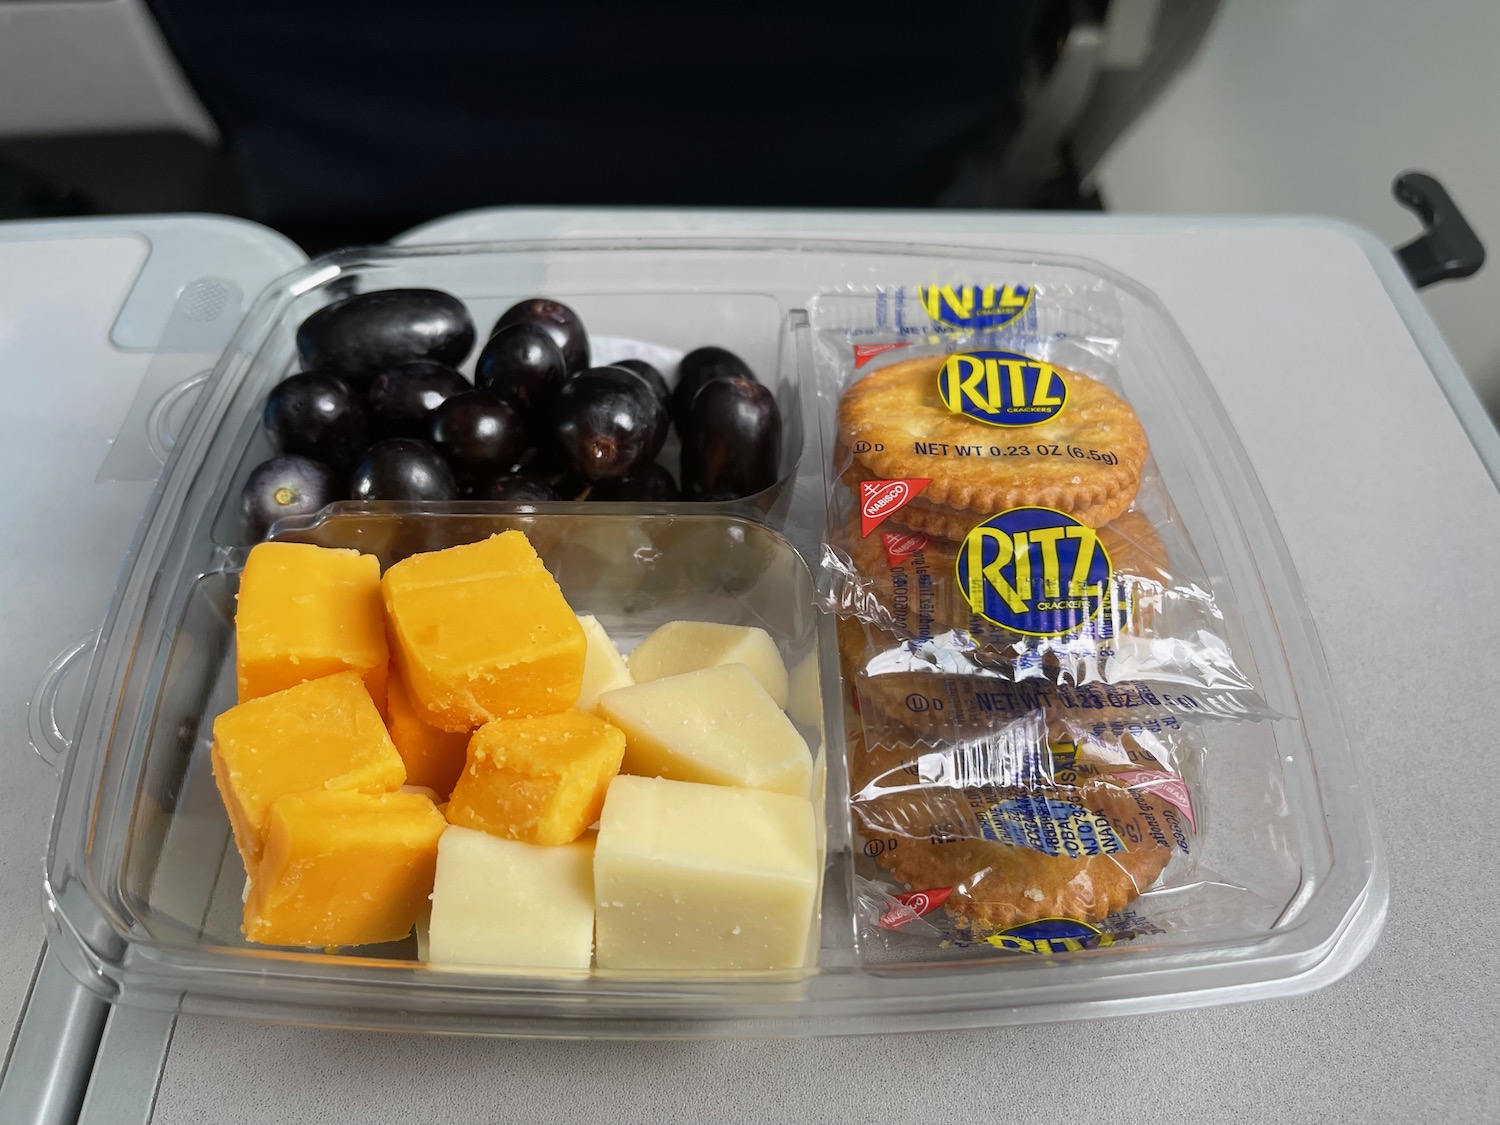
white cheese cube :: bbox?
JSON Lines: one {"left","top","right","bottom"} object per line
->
{"left": 627, "top": 621, "right": 789, "bottom": 708}
{"left": 575, "top": 614, "right": 634, "bottom": 713}
{"left": 597, "top": 664, "right": 811, "bottom": 796}
{"left": 593, "top": 775, "right": 818, "bottom": 971}
{"left": 427, "top": 825, "right": 595, "bottom": 969}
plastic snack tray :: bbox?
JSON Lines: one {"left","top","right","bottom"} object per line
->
{"left": 39, "top": 236, "right": 1385, "bottom": 1036}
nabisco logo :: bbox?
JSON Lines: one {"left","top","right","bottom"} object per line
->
{"left": 1114, "top": 769, "right": 1197, "bottom": 832}
{"left": 857, "top": 477, "right": 930, "bottom": 536}
{"left": 864, "top": 480, "right": 910, "bottom": 518}
{"left": 901, "top": 890, "right": 936, "bottom": 914}
{"left": 881, "top": 530, "right": 929, "bottom": 567}
{"left": 877, "top": 886, "right": 953, "bottom": 930}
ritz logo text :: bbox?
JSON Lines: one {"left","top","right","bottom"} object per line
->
{"left": 938, "top": 350, "right": 1067, "bottom": 426}
{"left": 957, "top": 508, "right": 1112, "bottom": 636}
{"left": 984, "top": 917, "right": 1119, "bottom": 955}
{"left": 918, "top": 283, "right": 1033, "bottom": 329}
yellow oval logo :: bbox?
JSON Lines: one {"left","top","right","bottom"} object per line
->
{"left": 937, "top": 351, "right": 1067, "bottom": 427}
{"left": 918, "top": 284, "right": 1033, "bottom": 329}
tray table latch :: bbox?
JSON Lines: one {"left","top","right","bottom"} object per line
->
{"left": 1393, "top": 171, "right": 1485, "bottom": 289}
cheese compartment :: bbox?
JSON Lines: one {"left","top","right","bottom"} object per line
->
{"left": 81, "top": 512, "right": 838, "bottom": 1007}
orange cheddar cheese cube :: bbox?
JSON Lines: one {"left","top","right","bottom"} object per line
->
{"left": 447, "top": 710, "right": 625, "bottom": 846}
{"left": 244, "top": 788, "right": 446, "bottom": 947}
{"left": 385, "top": 667, "right": 469, "bottom": 798}
{"left": 382, "top": 532, "right": 586, "bottom": 731}
{"left": 210, "top": 670, "right": 406, "bottom": 870}
{"left": 235, "top": 542, "right": 388, "bottom": 709}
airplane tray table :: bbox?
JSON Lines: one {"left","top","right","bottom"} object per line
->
{"left": 0, "top": 216, "right": 305, "bottom": 1125}
{"left": 4, "top": 209, "right": 1497, "bottom": 1125}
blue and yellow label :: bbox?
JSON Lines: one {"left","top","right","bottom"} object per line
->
{"left": 918, "top": 283, "right": 1033, "bottom": 330}
{"left": 977, "top": 793, "right": 1126, "bottom": 858}
{"left": 937, "top": 351, "right": 1067, "bottom": 427}
{"left": 983, "top": 917, "right": 1115, "bottom": 954}
{"left": 956, "top": 507, "right": 1113, "bottom": 637}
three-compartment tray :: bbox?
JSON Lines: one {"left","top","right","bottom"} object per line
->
{"left": 40, "top": 236, "right": 1385, "bottom": 1036}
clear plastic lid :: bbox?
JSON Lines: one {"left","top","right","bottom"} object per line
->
{"left": 42, "top": 236, "right": 1384, "bottom": 1035}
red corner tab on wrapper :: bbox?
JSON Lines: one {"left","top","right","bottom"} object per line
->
{"left": 859, "top": 478, "right": 930, "bottom": 536}
{"left": 881, "top": 529, "right": 930, "bottom": 567}
{"left": 878, "top": 887, "right": 953, "bottom": 930}
{"left": 852, "top": 341, "right": 911, "bottom": 369}
{"left": 1114, "top": 770, "right": 1197, "bottom": 832}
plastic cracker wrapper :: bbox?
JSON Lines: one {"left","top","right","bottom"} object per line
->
{"left": 835, "top": 615, "right": 1269, "bottom": 741}
{"left": 847, "top": 710, "right": 1201, "bottom": 941}
{"left": 811, "top": 281, "right": 1272, "bottom": 715}
{"left": 837, "top": 608, "right": 1287, "bottom": 950}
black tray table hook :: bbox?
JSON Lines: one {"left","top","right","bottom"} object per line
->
{"left": 1393, "top": 171, "right": 1485, "bottom": 289}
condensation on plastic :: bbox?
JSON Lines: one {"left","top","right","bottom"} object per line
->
{"left": 814, "top": 283, "right": 1272, "bottom": 715}
{"left": 40, "top": 237, "right": 1383, "bottom": 1036}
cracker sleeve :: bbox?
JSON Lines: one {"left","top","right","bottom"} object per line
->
{"left": 810, "top": 284, "right": 1273, "bottom": 716}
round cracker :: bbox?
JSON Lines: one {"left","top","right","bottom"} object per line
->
{"left": 840, "top": 508, "right": 1169, "bottom": 653}
{"left": 850, "top": 728, "right": 1172, "bottom": 931}
{"left": 850, "top": 731, "right": 1192, "bottom": 853}
{"left": 870, "top": 832, "right": 1171, "bottom": 932}
{"left": 839, "top": 354, "right": 1149, "bottom": 519}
